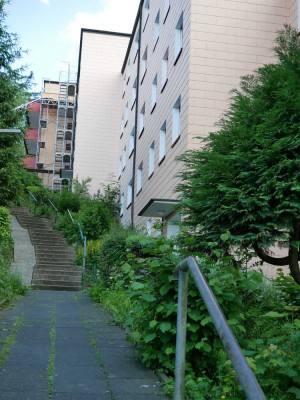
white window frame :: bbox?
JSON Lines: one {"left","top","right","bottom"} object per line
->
{"left": 120, "top": 116, "right": 124, "bottom": 137}
{"left": 137, "top": 162, "right": 143, "bottom": 193}
{"left": 126, "top": 59, "right": 131, "bottom": 83}
{"left": 127, "top": 179, "right": 133, "bottom": 207}
{"left": 139, "top": 103, "right": 145, "bottom": 136}
{"left": 131, "top": 78, "right": 137, "bottom": 107}
{"left": 153, "top": 11, "right": 160, "bottom": 48}
{"left": 149, "top": 141, "right": 155, "bottom": 177}
{"left": 161, "top": 48, "right": 169, "bottom": 89}
{"left": 143, "top": 0, "right": 150, "bottom": 29}
{"left": 122, "top": 146, "right": 126, "bottom": 170}
{"left": 134, "top": 30, "right": 139, "bottom": 60}
{"left": 163, "top": 0, "right": 170, "bottom": 22}
{"left": 172, "top": 96, "right": 181, "bottom": 144}
{"left": 159, "top": 121, "right": 166, "bottom": 161}
{"left": 129, "top": 126, "right": 135, "bottom": 155}
{"left": 151, "top": 75, "right": 157, "bottom": 111}
{"left": 118, "top": 156, "right": 122, "bottom": 177}
{"left": 120, "top": 192, "right": 125, "bottom": 216}
{"left": 141, "top": 47, "right": 148, "bottom": 82}
{"left": 125, "top": 102, "right": 128, "bottom": 124}
{"left": 175, "top": 13, "right": 183, "bottom": 61}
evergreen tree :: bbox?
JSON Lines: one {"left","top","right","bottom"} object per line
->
{"left": 0, "top": 0, "right": 32, "bottom": 204}
{"left": 178, "top": 25, "right": 300, "bottom": 283}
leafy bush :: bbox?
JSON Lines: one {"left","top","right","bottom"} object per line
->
{"left": 91, "top": 233, "right": 300, "bottom": 399}
{"left": 54, "top": 189, "right": 81, "bottom": 213}
{"left": 76, "top": 239, "right": 102, "bottom": 270}
{"left": 77, "top": 200, "right": 111, "bottom": 240}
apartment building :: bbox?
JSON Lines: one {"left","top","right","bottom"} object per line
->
{"left": 74, "top": 0, "right": 298, "bottom": 234}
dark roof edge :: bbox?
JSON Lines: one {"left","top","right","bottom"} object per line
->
{"left": 121, "top": 0, "right": 144, "bottom": 73}
{"left": 138, "top": 198, "right": 179, "bottom": 217}
{"left": 80, "top": 28, "right": 131, "bottom": 38}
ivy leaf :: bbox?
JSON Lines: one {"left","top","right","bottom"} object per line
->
{"left": 201, "top": 316, "right": 212, "bottom": 326}
{"left": 263, "top": 311, "right": 286, "bottom": 318}
{"left": 144, "top": 333, "right": 156, "bottom": 343}
{"left": 149, "top": 320, "right": 157, "bottom": 328}
{"left": 160, "top": 322, "right": 172, "bottom": 333}
{"left": 130, "top": 282, "right": 144, "bottom": 290}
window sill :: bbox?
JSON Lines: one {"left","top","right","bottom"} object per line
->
{"left": 125, "top": 120, "right": 128, "bottom": 128}
{"left": 158, "top": 155, "right": 165, "bottom": 166}
{"left": 139, "top": 127, "right": 144, "bottom": 138}
{"left": 127, "top": 76, "right": 130, "bottom": 85}
{"left": 136, "top": 188, "right": 142, "bottom": 196}
{"left": 122, "top": 166, "right": 126, "bottom": 172}
{"left": 150, "top": 103, "right": 156, "bottom": 114}
{"left": 171, "top": 135, "right": 180, "bottom": 148}
{"left": 129, "top": 149, "right": 134, "bottom": 159}
{"left": 153, "top": 37, "right": 159, "bottom": 52}
{"left": 120, "top": 132, "right": 123, "bottom": 139}
{"left": 131, "top": 100, "right": 136, "bottom": 110}
{"left": 126, "top": 203, "right": 132, "bottom": 210}
{"left": 148, "top": 172, "right": 154, "bottom": 180}
{"left": 122, "top": 91, "right": 125, "bottom": 99}
{"left": 141, "top": 70, "right": 147, "bottom": 85}
{"left": 174, "top": 48, "right": 183, "bottom": 66}
{"left": 120, "top": 212, "right": 123, "bottom": 218}
{"left": 161, "top": 79, "right": 168, "bottom": 93}
{"left": 134, "top": 50, "right": 138, "bottom": 64}
{"left": 143, "top": 15, "right": 149, "bottom": 32}
{"left": 163, "top": 6, "right": 170, "bottom": 24}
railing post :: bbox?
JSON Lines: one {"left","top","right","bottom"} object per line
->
{"left": 83, "top": 236, "right": 87, "bottom": 273}
{"left": 174, "top": 267, "right": 189, "bottom": 400}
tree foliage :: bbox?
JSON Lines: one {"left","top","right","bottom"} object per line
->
{"left": 0, "top": 0, "right": 32, "bottom": 205}
{"left": 177, "top": 26, "right": 300, "bottom": 283}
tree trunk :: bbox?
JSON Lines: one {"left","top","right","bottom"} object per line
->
{"left": 288, "top": 221, "right": 300, "bottom": 284}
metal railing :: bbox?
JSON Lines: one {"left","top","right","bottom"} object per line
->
{"left": 173, "top": 256, "right": 266, "bottom": 400}
{"left": 66, "top": 209, "right": 87, "bottom": 273}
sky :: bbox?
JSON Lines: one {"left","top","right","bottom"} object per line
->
{"left": 5, "top": 0, "right": 140, "bottom": 92}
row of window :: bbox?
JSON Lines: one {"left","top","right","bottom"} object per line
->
{"left": 119, "top": 95, "right": 181, "bottom": 180}
{"left": 123, "top": 6, "right": 183, "bottom": 95}
{"left": 119, "top": 95, "right": 181, "bottom": 216}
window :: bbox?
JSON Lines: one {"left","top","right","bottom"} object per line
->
{"left": 163, "top": 0, "right": 170, "bottom": 22}
{"left": 174, "top": 13, "right": 183, "bottom": 63}
{"left": 122, "top": 74, "right": 126, "bottom": 97}
{"left": 134, "top": 30, "right": 139, "bottom": 62}
{"left": 118, "top": 156, "right": 122, "bottom": 177}
{"left": 161, "top": 48, "right": 169, "bottom": 91}
{"left": 172, "top": 96, "right": 181, "bottom": 144}
{"left": 153, "top": 11, "right": 160, "bottom": 49}
{"left": 120, "top": 192, "right": 125, "bottom": 216}
{"left": 126, "top": 59, "right": 130, "bottom": 83}
{"left": 127, "top": 179, "right": 133, "bottom": 207}
{"left": 146, "top": 218, "right": 152, "bottom": 235}
{"left": 137, "top": 162, "right": 143, "bottom": 193}
{"left": 159, "top": 121, "right": 166, "bottom": 162}
{"left": 129, "top": 126, "right": 135, "bottom": 156}
{"left": 143, "top": 0, "right": 150, "bottom": 30}
{"left": 149, "top": 141, "right": 155, "bottom": 177}
{"left": 125, "top": 102, "right": 128, "bottom": 125}
{"left": 131, "top": 78, "right": 137, "bottom": 108}
{"left": 139, "top": 103, "right": 145, "bottom": 136}
{"left": 151, "top": 75, "right": 157, "bottom": 112}
{"left": 120, "top": 116, "right": 124, "bottom": 137}
{"left": 122, "top": 146, "right": 126, "bottom": 170}
{"left": 141, "top": 47, "right": 148, "bottom": 82}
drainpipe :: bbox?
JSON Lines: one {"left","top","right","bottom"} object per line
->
{"left": 131, "top": 1, "right": 144, "bottom": 228}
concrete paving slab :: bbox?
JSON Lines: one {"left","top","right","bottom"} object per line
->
{"left": 0, "top": 391, "right": 48, "bottom": 400}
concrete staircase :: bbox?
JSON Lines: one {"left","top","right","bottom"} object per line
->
{"left": 10, "top": 207, "right": 82, "bottom": 291}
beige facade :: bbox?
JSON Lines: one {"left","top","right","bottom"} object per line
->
{"left": 74, "top": 0, "right": 298, "bottom": 232}
{"left": 73, "top": 30, "right": 130, "bottom": 194}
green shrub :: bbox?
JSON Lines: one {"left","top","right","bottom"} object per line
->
{"left": 54, "top": 189, "right": 81, "bottom": 213}
{"left": 78, "top": 200, "right": 112, "bottom": 240}
{"left": 91, "top": 233, "right": 300, "bottom": 399}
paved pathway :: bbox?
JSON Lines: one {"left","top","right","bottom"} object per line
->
{"left": 0, "top": 291, "right": 169, "bottom": 400}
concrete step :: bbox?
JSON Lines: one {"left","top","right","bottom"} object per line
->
{"left": 33, "top": 273, "right": 81, "bottom": 281}
{"left": 31, "top": 283, "right": 81, "bottom": 291}
{"left": 33, "top": 270, "right": 82, "bottom": 278}
{"left": 35, "top": 248, "right": 75, "bottom": 255}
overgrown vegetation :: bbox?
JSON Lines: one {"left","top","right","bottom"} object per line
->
{"left": 0, "top": 0, "right": 33, "bottom": 206}
{"left": 0, "top": 207, "right": 26, "bottom": 307}
{"left": 178, "top": 25, "right": 300, "bottom": 284}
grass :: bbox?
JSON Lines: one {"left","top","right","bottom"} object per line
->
{"left": 48, "top": 308, "right": 56, "bottom": 398}
{"left": 0, "top": 316, "right": 24, "bottom": 367}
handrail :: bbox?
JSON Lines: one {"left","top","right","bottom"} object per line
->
{"left": 48, "top": 199, "right": 58, "bottom": 223}
{"left": 173, "top": 256, "right": 266, "bottom": 400}
{"left": 28, "top": 190, "right": 38, "bottom": 203}
{"left": 66, "top": 209, "right": 87, "bottom": 272}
